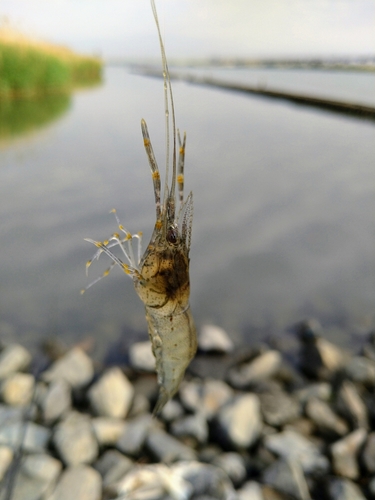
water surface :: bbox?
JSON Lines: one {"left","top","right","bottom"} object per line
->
{"left": 0, "top": 67, "right": 374, "bottom": 357}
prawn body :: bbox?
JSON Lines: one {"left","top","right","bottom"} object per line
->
{"left": 84, "top": 1, "right": 196, "bottom": 415}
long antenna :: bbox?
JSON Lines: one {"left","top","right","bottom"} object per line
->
{"left": 150, "top": 0, "right": 177, "bottom": 218}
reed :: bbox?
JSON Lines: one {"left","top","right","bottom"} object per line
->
{"left": 0, "top": 28, "right": 102, "bottom": 99}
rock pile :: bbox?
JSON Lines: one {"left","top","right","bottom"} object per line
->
{"left": 0, "top": 321, "right": 375, "bottom": 499}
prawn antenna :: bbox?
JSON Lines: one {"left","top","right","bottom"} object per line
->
{"left": 151, "top": 0, "right": 177, "bottom": 217}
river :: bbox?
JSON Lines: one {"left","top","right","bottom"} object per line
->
{"left": 0, "top": 66, "right": 374, "bottom": 357}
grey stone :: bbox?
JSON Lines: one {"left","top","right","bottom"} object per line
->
{"left": 111, "top": 463, "right": 193, "bottom": 500}
{"left": 299, "top": 333, "right": 348, "bottom": 379}
{"left": 216, "top": 393, "right": 262, "bottom": 448}
{"left": 0, "top": 445, "right": 13, "bottom": 482}
{"left": 41, "top": 379, "right": 71, "bottom": 423}
{"left": 296, "top": 382, "right": 332, "bottom": 404}
{"left": 94, "top": 449, "right": 133, "bottom": 489}
{"left": 116, "top": 413, "right": 153, "bottom": 456}
{"left": 42, "top": 347, "right": 94, "bottom": 389}
{"left": 92, "top": 417, "right": 126, "bottom": 446}
{"left": 127, "top": 392, "right": 150, "bottom": 417}
{"left": 345, "top": 356, "right": 375, "bottom": 385}
{"left": 0, "top": 421, "right": 51, "bottom": 453}
{"left": 259, "top": 388, "right": 301, "bottom": 427}
{"left": 173, "top": 461, "right": 237, "bottom": 500}
{"left": 146, "top": 428, "right": 196, "bottom": 463}
{"left": 227, "top": 350, "right": 282, "bottom": 389}
{"left": 170, "top": 412, "right": 209, "bottom": 444}
{"left": 88, "top": 367, "right": 134, "bottom": 418}
{"left": 179, "top": 378, "right": 233, "bottom": 420}
{"left": 262, "top": 458, "right": 311, "bottom": 500}
{"left": 160, "top": 399, "right": 185, "bottom": 422}
{"left": 53, "top": 411, "right": 98, "bottom": 466}
{"left": 328, "top": 478, "right": 366, "bottom": 500}
{"left": 368, "top": 476, "right": 375, "bottom": 496}
{"left": 305, "top": 397, "right": 348, "bottom": 437}
{"left": 284, "top": 418, "right": 315, "bottom": 438}
{"left": 264, "top": 430, "right": 329, "bottom": 474}
{"left": 46, "top": 465, "right": 101, "bottom": 500}
{"left": 0, "top": 344, "right": 31, "bottom": 380}
{"left": 1, "top": 373, "right": 35, "bottom": 407}
{"left": 198, "top": 324, "right": 234, "bottom": 353}
{"left": 331, "top": 428, "right": 367, "bottom": 479}
{"left": 4, "top": 453, "right": 62, "bottom": 500}
{"left": 237, "top": 481, "right": 264, "bottom": 500}
{"left": 212, "top": 452, "right": 247, "bottom": 487}
{"left": 336, "top": 380, "right": 368, "bottom": 429}
{"left": 362, "top": 432, "right": 375, "bottom": 473}
{"left": 128, "top": 341, "right": 155, "bottom": 371}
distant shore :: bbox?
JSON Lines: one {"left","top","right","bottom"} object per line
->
{"left": 0, "top": 27, "right": 102, "bottom": 99}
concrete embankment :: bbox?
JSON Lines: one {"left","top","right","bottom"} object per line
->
{"left": 141, "top": 69, "right": 375, "bottom": 121}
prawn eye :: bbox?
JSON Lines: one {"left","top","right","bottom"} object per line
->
{"left": 167, "top": 227, "right": 178, "bottom": 245}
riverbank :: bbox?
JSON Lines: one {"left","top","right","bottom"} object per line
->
{"left": 140, "top": 68, "right": 375, "bottom": 122}
{"left": 0, "top": 319, "right": 374, "bottom": 499}
{"left": 0, "top": 27, "right": 102, "bottom": 99}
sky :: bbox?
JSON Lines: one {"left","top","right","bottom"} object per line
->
{"left": 1, "top": 0, "right": 375, "bottom": 61}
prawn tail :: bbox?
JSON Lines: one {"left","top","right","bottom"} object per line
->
{"left": 152, "top": 385, "right": 169, "bottom": 418}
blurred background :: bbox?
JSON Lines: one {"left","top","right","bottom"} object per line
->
{"left": 0, "top": 0, "right": 374, "bottom": 359}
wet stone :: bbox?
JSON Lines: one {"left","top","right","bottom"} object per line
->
{"left": 362, "top": 431, "right": 375, "bottom": 473}
{"left": 327, "top": 477, "right": 366, "bottom": 500}
{"left": 116, "top": 413, "right": 153, "bottom": 456}
{"left": 128, "top": 341, "right": 155, "bottom": 371}
{"left": 0, "top": 445, "right": 13, "bottom": 482}
{"left": 53, "top": 411, "right": 98, "bottom": 466}
{"left": 41, "top": 379, "right": 71, "bottom": 424}
{"left": 0, "top": 344, "right": 31, "bottom": 381}
{"left": 305, "top": 397, "right": 348, "bottom": 437}
{"left": 46, "top": 465, "right": 101, "bottom": 500}
{"left": 94, "top": 449, "right": 133, "bottom": 489}
{"left": 6, "top": 453, "right": 62, "bottom": 500}
{"left": 227, "top": 350, "right": 282, "bottom": 389}
{"left": 198, "top": 324, "right": 234, "bottom": 353}
{"left": 42, "top": 347, "right": 94, "bottom": 389}
{"left": 216, "top": 393, "right": 262, "bottom": 448}
{"left": 1, "top": 372, "right": 35, "bottom": 407}
{"left": 91, "top": 417, "right": 126, "bottom": 446}
{"left": 88, "top": 367, "right": 134, "bottom": 418}
{"left": 262, "top": 458, "right": 311, "bottom": 500}
{"left": 259, "top": 387, "right": 301, "bottom": 427}
{"left": 264, "top": 430, "right": 329, "bottom": 475}
{"left": 212, "top": 452, "right": 247, "bottom": 488}
{"left": 179, "top": 378, "right": 233, "bottom": 420}
{"left": 331, "top": 428, "right": 367, "bottom": 479}
{"left": 170, "top": 412, "right": 209, "bottom": 445}
{"left": 146, "top": 428, "right": 197, "bottom": 463}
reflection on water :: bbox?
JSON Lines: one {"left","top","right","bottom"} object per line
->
{"left": 0, "top": 66, "right": 374, "bottom": 358}
{"left": 0, "top": 94, "right": 71, "bottom": 143}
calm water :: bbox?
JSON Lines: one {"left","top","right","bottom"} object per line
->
{"left": 0, "top": 67, "right": 374, "bottom": 357}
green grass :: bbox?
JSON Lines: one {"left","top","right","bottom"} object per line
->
{"left": 0, "top": 37, "right": 102, "bottom": 99}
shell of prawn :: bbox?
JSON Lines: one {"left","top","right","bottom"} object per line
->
{"left": 84, "top": 0, "right": 197, "bottom": 416}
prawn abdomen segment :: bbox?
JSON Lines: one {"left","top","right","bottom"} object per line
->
{"left": 146, "top": 307, "right": 197, "bottom": 415}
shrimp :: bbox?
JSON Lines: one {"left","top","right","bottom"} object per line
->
{"left": 83, "top": 0, "right": 197, "bottom": 416}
